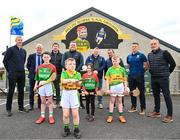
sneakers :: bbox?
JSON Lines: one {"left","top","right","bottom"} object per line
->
{"left": 35, "top": 116, "right": 45, "bottom": 124}
{"left": 29, "top": 107, "right": 34, "bottom": 111}
{"left": 147, "top": 111, "right": 161, "bottom": 118}
{"left": 128, "top": 106, "right": 137, "bottom": 113}
{"left": 139, "top": 108, "right": 145, "bottom": 115}
{"left": 98, "top": 104, "right": 103, "bottom": 109}
{"left": 88, "top": 116, "right": 95, "bottom": 122}
{"left": 162, "top": 116, "right": 173, "bottom": 123}
{"left": 18, "top": 108, "right": 29, "bottom": 113}
{"left": 106, "top": 116, "right": 113, "bottom": 123}
{"left": 80, "top": 104, "right": 85, "bottom": 109}
{"left": 7, "top": 110, "right": 12, "bottom": 117}
{"left": 119, "top": 116, "right": 126, "bottom": 123}
{"left": 49, "top": 116, "right": 55, "bottom": 124}
{"left": 74, "top": 128, "right": 81, "bottom": 139}
{"left": 62, "top": 127, "right": 71, "bottom": 137}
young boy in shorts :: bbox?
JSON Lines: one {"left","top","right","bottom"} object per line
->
{"left": 82, "top": 64, "right": 99, "bottom": 122}
{"left": 34, "top": 51, "right": 57, "bottom": 124}
{"left": 105, "top": 56, "right": 129, "bottom": 123}
{"left": 61, "top": 58, "right": 82, "bottom": 139}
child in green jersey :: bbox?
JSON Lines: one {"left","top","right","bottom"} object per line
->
{"left": 61, "top": 58, "right": 82, "bottom": 139}
{"left": 105, "top": 56, "right": 129, "bottom": 123}
{"left": 34, "top": 51, "right": 56, "bottom": 124}
{"left": 82, "top": 64, "right": 99, "bottom": 122}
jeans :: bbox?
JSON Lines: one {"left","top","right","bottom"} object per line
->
{"left": 6, "top": 71, "right": 25, "bottom": 111}
{"left": 29, "top": 77, "right": 41, "bottom": 108}
{"left": 151, "top": 77, "right": 173, "bottom": 116}
{"left": 98, "top": 78, "right": 103, "bottom": 104}
{"left": 128, "top": 75, "right": 146, "bottom": 109}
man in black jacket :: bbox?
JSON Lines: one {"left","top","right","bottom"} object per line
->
{"left": 61, "top": 41, "right": 85, "bottom": 109}
{"left": 26, "top": 43, "right": 43, "bottom": 110}
{"left": 3, "top": 36, "right": 29, "bottom": 116}
{"left": 50, "top": 43, "right": 63, "bottom": 108}
{"left": 147, "top": 38, "right": 176, "bottom": 123}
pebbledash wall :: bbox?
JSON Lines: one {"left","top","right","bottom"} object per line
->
{"left": 23, "top": 7, "right": 180, "bottom": 93}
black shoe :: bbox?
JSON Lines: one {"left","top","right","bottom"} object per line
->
{"left": 74, "top": 128, "right": 81, "bottom": 139}
{"left": 29, "top": 107, "right": 34, "bottom": 111}
{"left": 62, "top": 127, "right": 71, "bottom": 137}
{"left": 80, "top": 104, "right": 85, "bottom": 109}
{"left": 7, "top": 110, "right": 12, "bottom": 117}
{"left": 88, "top": 116, "right": 95, "bottom": 122}
{"left": 18, "top": 108, "right": 29, "bottom": 113}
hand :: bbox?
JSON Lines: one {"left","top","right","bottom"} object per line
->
{"left": 93, "top": 70, "right": 98, "bottom": 74}
{"left": 68, "top": 79, "right": 77, "bottom": 83}
{"left": 106, "top": 90, "right": 111, "bottom": 95}
{"left": 39, "top": 81, "right": 47, "bottom": 86}
{"left": 124, "top": 87, "right": 129, "bottom": 95}
{"left": 84, "top": 91, "right": 89, "bottom": 95}
{"left": 33, "top": 85, "right": 38, "bottom": 92}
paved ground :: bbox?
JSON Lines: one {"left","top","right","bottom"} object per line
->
{"left": 0, "top": 94, "right": 180, "bottom": 139}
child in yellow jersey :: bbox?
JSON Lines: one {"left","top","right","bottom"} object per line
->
{"left": 105, "top": 56, "right": 129, "bottom": 123}
{"left": 61, "top": 58, "right": 82, "bottom": 139}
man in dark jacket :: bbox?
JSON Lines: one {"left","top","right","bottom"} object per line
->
{"left": 61, "top": 41, "right": 85, "bottom": 108}
{"left": 26, "top": 43, "right": 43, "bottom": 110}
{"left": 3, "top": 36, "right": 28, "bottom": 116}
{"left": 86, "top": 47, "right": 106, "bottom": 109}
{"left": 104, "top": 49, "right": 124, "bottom": 75}
{"left": 147, "top": 38, "right": 176, "bottom": 123}
{"left": 50, "top": 43, "right": 63, "bottom": 108}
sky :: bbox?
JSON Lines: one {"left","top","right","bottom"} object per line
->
{"left": 0, "top": 0, "right": 180, "bottom": 67}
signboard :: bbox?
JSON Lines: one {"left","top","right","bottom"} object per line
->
{"left": 53, "top": 17, "right": 131, "bottom": 52}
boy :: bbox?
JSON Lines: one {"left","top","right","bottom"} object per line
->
{"left": 61, "top": 58, "right": 82, "bottom": 139}
{"left": 105, "top": 56, "right": 129, "bottom": 123}
{"left": 34, "top": 51, "right": 56, "bottom": 124}
{"left": 82, "top": 64, "right": 99, "bottom": 122}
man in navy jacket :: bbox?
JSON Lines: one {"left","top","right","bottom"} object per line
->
{"left": 3, "top": 36, "right": 28, "bottom": 116}
{"left": 26, "top": 44, "right": 43, "bottom": 110}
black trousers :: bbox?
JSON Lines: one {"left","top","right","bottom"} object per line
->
{"left": 128, "top": 75, "right": 146, "bottom": 109}
{"left": 85, "top": 90, "right": 95, "bottom": 116}
{"left": 151, "top": 77, "right": 173, "bottom": 116}
{"left": 53, "top": 74, "right": 60, "bottom": 104}
{"left": 29, "top": 77, "right": 41, "bottom": 108}
{"left": 6, "top": 71, "right": 25, "bottom": 111}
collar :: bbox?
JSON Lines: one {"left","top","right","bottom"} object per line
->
{"left": 52, "top": 51, "right": 59, "bottom": 54}
{"left": 112, "top": 65, "right": 121, "bottom": 69}
{"left": 131, "top": 51, "right": 139, "bottom": 55}
{"left": 152, "top": 48, "right": 161, "bottom": 54}
{"left": 66, "top": 70, "right": 77, "bottom": 76}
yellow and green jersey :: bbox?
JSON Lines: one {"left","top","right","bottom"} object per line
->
{"left": 61, "top": 70, "right": 81, "bottom": 81}
{"left": 105, "top": 66, "right": 127, "bottom": 86}
{"left": 74, "top": 37, "right": 90, "bottom": 52}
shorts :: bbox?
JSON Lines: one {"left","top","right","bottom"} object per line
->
{"left": 110, "top": 83, "right": 125, "bottom": 97}
{"left": 39, "top": 83, "right": 53, "bottom": 97}
{"left": 61, "top": 90, "right": 80, "bottom": 109}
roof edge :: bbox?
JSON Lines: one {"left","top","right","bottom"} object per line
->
{"left": 23, "top": 7, "right": 180, "bottom": 53}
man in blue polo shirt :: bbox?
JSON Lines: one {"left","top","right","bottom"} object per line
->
{"left": 127, "top": 42, "right": 148, "bottom": 115}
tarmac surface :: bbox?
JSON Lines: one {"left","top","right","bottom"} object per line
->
{"left": 0, "top": 94, "right": 180, "bottom": 139}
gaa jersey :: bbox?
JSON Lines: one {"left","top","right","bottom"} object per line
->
{"left": 82, "top": 72, "right": 99, "bottom": 90}
{"left": 105, "top": 66, "right": 127, "bottom": 86}
{"left": 74, "top": 37, "right": 90, "bottom": 52}
{"left": 35, "top": 63, "right": 56, "bottom": 81}
{"left": 61, "top": 70, "right": 81, "bottom": 81}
